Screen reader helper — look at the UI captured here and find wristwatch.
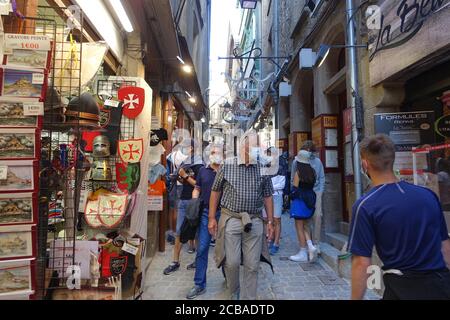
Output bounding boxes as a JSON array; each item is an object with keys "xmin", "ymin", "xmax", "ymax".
[{"xmin": 267, "ymin": 220, "xmax": 274, "ymax": 225}]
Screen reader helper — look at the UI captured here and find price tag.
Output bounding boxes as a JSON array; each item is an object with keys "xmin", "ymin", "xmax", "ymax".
[
  {"xmin": 127, "ymin": 238, "xmax": 141, "ymax": 246},
  {"xmin": 122, "ymin": 242, "xmax": 139, "ymax": 256},
  {"xmin": 5, "ymin": 33, "xmax": 51, "ymax": 51},
  {"xmin": 32, "ymin": 73, "xmax": 45, "ymax": 84},
  {"xmin": 104, "ymin": 99, "xmax": 120, "ymax": 108},
  {"xmin": 24, "ymin": 102, "xmax": 44, "ymax": 116},
  {"xmin": 0, "ymin": 165, "xmax": 8, "ymax": 180}
]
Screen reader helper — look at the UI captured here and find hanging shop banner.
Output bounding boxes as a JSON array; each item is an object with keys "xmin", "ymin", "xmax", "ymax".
[
  {"xmin": 343, "ymin": 108, "xmax": 353, "ymax": 144},
  {"xmin": 118, "ymin": 139, "xmax": 144, "ymax": 164},
  {"xmin": 368, "ymin": 0, "xmax": 450, "ymax": 86},
  {"xmin": 118, "ymin": 86, "xmax": 145, "ymax": 119},
  {"xmin": 374, "ymin": 111, "xmax": 435, "ymax": 151},
  {"xmin": 435, "ymin": 115, "xmax": 450, "ymax": 138}
]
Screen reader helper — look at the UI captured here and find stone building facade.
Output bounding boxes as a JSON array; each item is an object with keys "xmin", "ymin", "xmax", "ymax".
[{"xmin": 255, "ymin": 0, "xmax": 450, "ymax": 279}]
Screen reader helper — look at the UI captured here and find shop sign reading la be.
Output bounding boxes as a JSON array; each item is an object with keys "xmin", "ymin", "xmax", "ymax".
[
  {"xmin": 118, "ymin": 139, "xmax": 144, "ymax": 163},
  {"xmin": 118, "ymin": 86, "xmax": 145, "ymax": 119}
]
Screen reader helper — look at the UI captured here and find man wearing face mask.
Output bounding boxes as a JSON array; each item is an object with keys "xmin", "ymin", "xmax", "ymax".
[
  {"xmin": 349, "ymin": 134, "xmax": 450, "ymax": 300},
  {"xmin": 209, "ymin": 132, "xmax": 274, "ymax": 300},
  {"xmin": 186, "ymin": 145, "xmax": 224, "ymax": 299}
]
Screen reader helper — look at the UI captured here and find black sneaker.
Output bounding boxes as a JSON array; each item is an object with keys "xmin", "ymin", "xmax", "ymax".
[
  {"xmin": 188, "ymin": 248, "xmax": 196, "ymax": 254},
  {"xmin": 167, "ymin": 234, "xmax": 175, "ymax": 245},
  {"xmin": 187, "ymin": 262, "xmax": 196, "ymax": 270},
  {"xmin": 163, "ymin": 262, "xmax": 180, "ymax": 275},
  {"xmin": 210, "ymin": 240, "xmax": 216, "ymax": 247},
  {"xmin": 186, "ymin": 285, "xmax": 206, "ymax": 300}
]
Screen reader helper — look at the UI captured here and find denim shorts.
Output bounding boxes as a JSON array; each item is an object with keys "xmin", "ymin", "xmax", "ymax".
[
  {"xmin": 175, "ymin": 199, "xmax": 189, "ymax": 236},
  {"xmin": 169, "ymin": 185, "xmax": 183, "ymax": 209}
]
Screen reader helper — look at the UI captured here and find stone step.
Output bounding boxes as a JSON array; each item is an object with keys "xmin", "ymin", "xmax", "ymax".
[
  {"xmin": 319, "ymin": 242, "xmax": 352, "ymax": 280},
  {"xmin": 326, "ymin": 232, "xmax": 348, "ymax": 251},
  {"xmin": 340, "ymin": 222, "xmax": 350, "ymax": 236}
]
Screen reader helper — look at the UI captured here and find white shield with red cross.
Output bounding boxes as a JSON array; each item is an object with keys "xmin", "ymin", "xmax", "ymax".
[
  {"xmin": 118, "ymin": 86, "xmax": 145, "ymax": 119},
  {"xmin": 118, "ymin": 139, "xmax": 144, "ymax": 164},
  {"xmin": 98, "ymin": 193, "xmax": 128, "ymax": 228}
]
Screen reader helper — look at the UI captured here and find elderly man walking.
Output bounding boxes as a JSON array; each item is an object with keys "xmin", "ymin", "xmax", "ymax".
[{"xmin": 208, "ymin": 133, "xmax": 274, "ymax": 300}]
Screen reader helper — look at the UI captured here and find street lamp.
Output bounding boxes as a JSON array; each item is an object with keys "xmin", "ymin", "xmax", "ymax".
[
  {"xmin": 185, "ymin": 91, "xmax": 197, "ymax": 104},
  {"xmin": 240, "ymin": 0, "xmax": 258, "ymax": 9},
  {"xmin": 177, "ymin": 55, "xmax": 193, "ymax": 74}
]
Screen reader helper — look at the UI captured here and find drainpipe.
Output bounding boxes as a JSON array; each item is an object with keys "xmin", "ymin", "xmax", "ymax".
[
  {"xmin": 273, "ymin": 0, "xmax": 279, "ymax": 142},
  {"xmin": 346, "ymin": 0, "xmax": 363, "ymax": 199}
]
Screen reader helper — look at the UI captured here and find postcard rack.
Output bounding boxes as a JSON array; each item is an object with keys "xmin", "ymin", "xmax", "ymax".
[{"xmin": 1, "ymin": 5, "xmax": 86, "ymax": 299}]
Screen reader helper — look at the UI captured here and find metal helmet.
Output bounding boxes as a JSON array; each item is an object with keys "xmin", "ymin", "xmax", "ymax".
[
  {"xmin": 65, "ymin": 93, "xmax": 100, "ymax": 128},
  {"xmin": 90, "ymin": 160, "xmax": 112, "ymax": 181},
  {"xmin": 92, "ymin": 135, "xmax": 110, "ymax": 157}
]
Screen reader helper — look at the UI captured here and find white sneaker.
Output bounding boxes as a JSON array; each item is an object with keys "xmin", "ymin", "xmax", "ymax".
[
  {"xmin": 289, "ymin": 250, "xmax": 308, "ymax": 262},
  {"xmin": 308, "ymin": 246, "xmax": 318, "ymax": 263}
]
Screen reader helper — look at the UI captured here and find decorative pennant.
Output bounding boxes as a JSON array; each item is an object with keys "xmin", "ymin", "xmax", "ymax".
[
  {"xmin": 118, "ymin": 86, "xmax": 145, "ymax": 119},
  {"xmin": 98, "ymin": 193, "xmax": 128, "ymax": 228},
  {"xmin": 116, "ymin": 162, "xmax": 141, "ymax": 194},
  {"xmin": 118, "ymin": 139, "xmax": 144, "ymax": 164}
]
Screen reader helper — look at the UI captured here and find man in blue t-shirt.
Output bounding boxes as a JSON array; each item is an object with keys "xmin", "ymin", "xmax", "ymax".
[{"xmin": 349, "ymin": 134, "xmax": 450, "ymax": 300}]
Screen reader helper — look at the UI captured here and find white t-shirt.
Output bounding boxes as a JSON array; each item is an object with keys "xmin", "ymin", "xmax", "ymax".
[{"xmin": 148, "ymin": 144, "xmax": 166, "ymax": 166}]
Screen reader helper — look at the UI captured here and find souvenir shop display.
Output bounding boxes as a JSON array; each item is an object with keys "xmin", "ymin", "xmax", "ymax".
[
  {"xmin": 0, "ymin": 258, "xmax": 34, "ymax": 297},
  {"xmin": 0, "ymin": 98, "xmax": 41, "ymax": 127},
  {"xmin": 0, "ymin": 128, "xmax": 38, "ymax": 159},
  {"xmin": 0, "ymin": 25, "xmax": 52, "ymax": 302},
  {"xmin": 0, "ymin": 193, "xmax": 37, "ymax": 225},
  {"xmin": 64, "ymin": 92, "xmax": 101, "ymax": 128}
]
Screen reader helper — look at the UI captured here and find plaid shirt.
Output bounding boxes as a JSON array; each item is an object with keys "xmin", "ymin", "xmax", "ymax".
[{"xmin": 212, "ymin": 158, "xmax": 274, "ymax": 215}]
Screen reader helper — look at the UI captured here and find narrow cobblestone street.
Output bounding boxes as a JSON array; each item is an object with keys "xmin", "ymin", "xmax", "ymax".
[{"xmin": 143, "ymin": 213, "xmax": 381, "ymax": 300}]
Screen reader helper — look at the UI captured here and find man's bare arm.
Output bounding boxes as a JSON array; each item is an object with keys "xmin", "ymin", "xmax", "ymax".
[
  {"xmin": 351, "ymin": 255, "xmax": 371, "ymax": 300},
  {"xmin": 442, "ymin": 239, "xmax": 450, "ymax": 270}
]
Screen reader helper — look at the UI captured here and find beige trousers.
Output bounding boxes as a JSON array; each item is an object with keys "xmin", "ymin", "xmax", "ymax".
[
  {"xmin": 224, "ymin": 216, "xmax": 263, "ymax": 300},
  {"xmin": 307, "ymin": 191, "xmax": 323, "ymax": 244}
]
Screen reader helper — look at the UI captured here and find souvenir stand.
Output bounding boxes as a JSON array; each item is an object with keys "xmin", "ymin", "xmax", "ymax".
[
  {"xmin": 0, "ymin": 9, "xmax": 55, "ymax": 300},
  {"xmin": 0, "ymin": 4, "xmax": 153, "ymax": 300}
]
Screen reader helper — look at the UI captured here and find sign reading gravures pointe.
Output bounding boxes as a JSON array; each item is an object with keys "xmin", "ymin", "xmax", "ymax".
[
  {"xmin": 4, "ymin": 33, "xmax": 51, "ymax": 51},
  {"xmin": 368, "ymin": 0, "xmax": 450, "ymax": 86}
]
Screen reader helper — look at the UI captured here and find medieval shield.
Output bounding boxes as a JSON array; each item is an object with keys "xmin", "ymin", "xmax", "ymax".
[
  {"xmin": 116, "ymin": 162, "xmax": 141, "ymax": 194},
  {"xmin": 98, "ymin": 193, "xmax": 128, "ymax": 228},
  {"xmin": 110, "ymin": 256, "xmax": 128, "ymax": 276},
  {"xmin": 118, "ymin": 87, "xmax": 145, "ymax": 119},
  {"xmin": 118, "ymin": 139, "xmax": 144, "ymax": 164},
  {"xmin": 84, "ymin": 199, "xmax": 103, "ymax": 228}
]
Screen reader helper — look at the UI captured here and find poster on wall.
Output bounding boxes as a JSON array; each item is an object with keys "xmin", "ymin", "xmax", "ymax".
[{"xmin": 374, "ymin": 111, "xmax": 435, "ymax": 151}]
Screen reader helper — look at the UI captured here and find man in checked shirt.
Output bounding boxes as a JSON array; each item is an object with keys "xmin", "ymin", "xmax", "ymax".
[{"xmin": 208, "ymin": 132, "xmax": 275, "ymax": 300}]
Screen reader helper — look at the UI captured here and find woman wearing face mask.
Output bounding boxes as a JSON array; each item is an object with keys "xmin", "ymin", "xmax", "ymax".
[
  {"xmin": 290, "ymin": 149, "xmax": 317, "ymax": 263},
  {"xmin": 186, "ymin": 145, "xmax": 224, "ymax": 299}
]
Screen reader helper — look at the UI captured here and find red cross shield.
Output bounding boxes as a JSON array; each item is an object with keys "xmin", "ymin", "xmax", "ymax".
[
  {"xmin": 118, "ymin": 139, "xmax": 144, "ymax": 163},
  {"xmin": 84, "ymin": 199, "xmax": 103, "ymax": 228},
  {"xmin": 118, "ymin": 86, "xmax": 145, "ymax": 119},
  {"xmin": 98, "ymin": 193, "xmax": 128, "ymax": 228}
]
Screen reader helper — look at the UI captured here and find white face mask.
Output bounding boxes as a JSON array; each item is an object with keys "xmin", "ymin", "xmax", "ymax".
[
  {"xmin": 209, "ymin": 154, "xmax": 223, "ymax": 165},
  {"xmin": 249, "ymin": 147, "xmax": 260, "ymax": 162}
]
